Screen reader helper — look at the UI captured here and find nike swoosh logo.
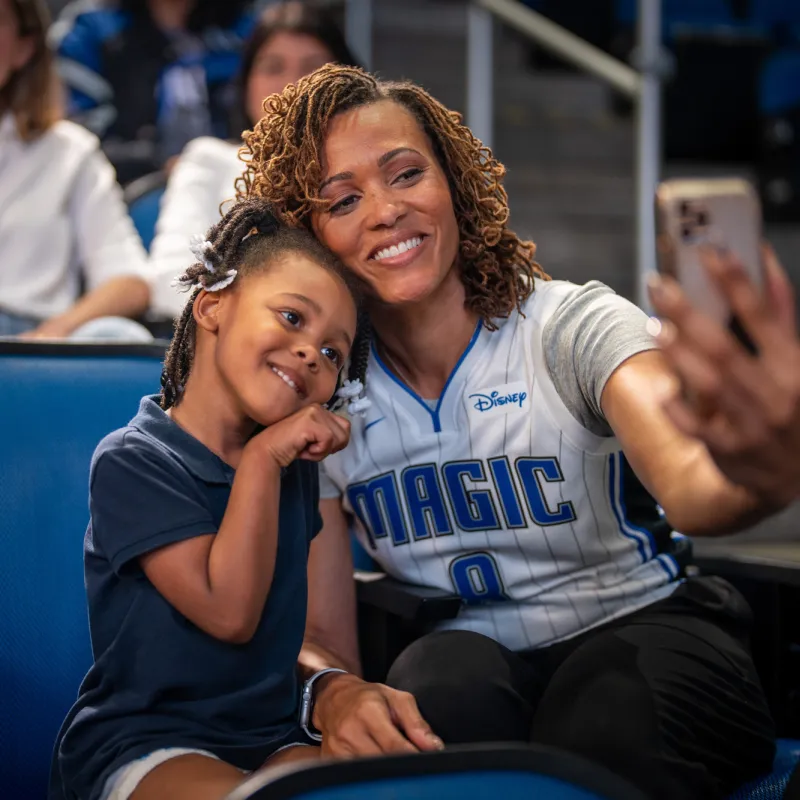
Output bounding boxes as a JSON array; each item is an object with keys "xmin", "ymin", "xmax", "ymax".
[{"xmin": 364, "ymin": 417, "xmax": 385, "ymax": 432}]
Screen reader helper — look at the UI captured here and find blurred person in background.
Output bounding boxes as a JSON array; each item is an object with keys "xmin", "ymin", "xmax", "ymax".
[
  {"xmin": 50, "ymin": 0, "xmax": 256, "ymax": 185},
  {"xmin": 0, "ymin": 0, "xmax": 150, "ymax": 340},
  {"xmin": 147, "ymin": 0, "xmax": 359, "ymax": 321}
]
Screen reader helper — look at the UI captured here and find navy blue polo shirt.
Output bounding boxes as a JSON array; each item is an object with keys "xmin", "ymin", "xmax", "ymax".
[{"xmin": 49, "ymin": 396, "xmax": 320, "ymax": 800}]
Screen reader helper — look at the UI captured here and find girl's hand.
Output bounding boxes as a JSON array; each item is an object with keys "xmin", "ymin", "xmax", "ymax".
[
  {"xmin": 252, "ymin": 405, "xmax": 351, "ymax": 468},
  {"xmin": 648, "ymin": 245, "xmax": 800, "ymax": 507}
]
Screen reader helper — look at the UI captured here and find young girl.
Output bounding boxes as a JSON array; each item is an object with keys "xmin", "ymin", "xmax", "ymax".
[{"xmin": 49, "ymin": 199, "xmax": 360, "ymax": 800}]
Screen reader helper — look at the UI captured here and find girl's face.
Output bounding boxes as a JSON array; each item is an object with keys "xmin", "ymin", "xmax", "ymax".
[
  {"xmin": 0, "ymin": 0, "xmax": 34, "ymax": 95},
  {"xmin": 311, "ymin": 101, "xmax": 461, "ymax": 310},
  {"xmin": 246, "ymin": 31, "xmax": 335, "ymax": 125},
  {"xmin": 198, "ymin": 253, "xmax": 356, "ymax": 427}
]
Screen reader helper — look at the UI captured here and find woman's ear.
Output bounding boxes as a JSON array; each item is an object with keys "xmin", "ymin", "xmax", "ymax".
[{"xmin": 193, "ymin": 290, "xmax": 222, "ymax": 333}]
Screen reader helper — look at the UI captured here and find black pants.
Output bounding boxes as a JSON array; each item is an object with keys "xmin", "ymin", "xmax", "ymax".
[{"xmin": 386, "ymin": 577, "xmax": 776, "ymax": 800}]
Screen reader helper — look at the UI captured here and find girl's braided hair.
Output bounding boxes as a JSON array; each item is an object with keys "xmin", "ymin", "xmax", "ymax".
[
  {"xmin": 160, "ymin": 197, "xmax": 356, "ymax": 410},
  {"xmin": 236, "ymin": 64, "xmax": 548, "ymax": 390}
]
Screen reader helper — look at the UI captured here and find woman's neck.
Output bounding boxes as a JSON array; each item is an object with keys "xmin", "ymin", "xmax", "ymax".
[
  {"xmin": 369, "ymin": 273, "xmax": 479, "ymax": 400},
  {"xmin": 168, "ymin": 366, "xmax": 256, "ymax": 469}
]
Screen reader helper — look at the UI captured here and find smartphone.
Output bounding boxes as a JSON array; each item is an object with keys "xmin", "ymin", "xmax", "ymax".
[{"xmin": 655, "ymin": 178, "xmax": 764, "ymax": 342}]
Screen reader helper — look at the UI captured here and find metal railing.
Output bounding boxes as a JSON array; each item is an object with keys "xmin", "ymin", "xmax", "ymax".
[{"xmin": 343, "ymin": 0, "xmax": 663, "ymax": 308}]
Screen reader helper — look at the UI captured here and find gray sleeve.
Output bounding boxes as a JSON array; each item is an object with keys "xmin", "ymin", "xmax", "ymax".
[{"xmin": 542, "ymin": 281, "xmax": 657, "ymax": 437}]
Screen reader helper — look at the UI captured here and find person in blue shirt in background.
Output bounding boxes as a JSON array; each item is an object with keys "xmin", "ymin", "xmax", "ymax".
[
  {"xmin": 49, "ymin": 198, "xmax": 360, "ymax": 800},
  {"xmin": 50, "ymin": 0, "xmax": 259, "ymax": 184}
]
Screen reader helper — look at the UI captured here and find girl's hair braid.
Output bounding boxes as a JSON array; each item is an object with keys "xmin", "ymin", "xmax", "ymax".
[
  {"xmin": 347, "ymin": 314, "xmax": 372, "ymax": 388},
  {"xmin": 236, "ymin": 64, "xmax": 549, "ymax": 331},
  {"xmin": 160, "ymin": 197, "xmax": 357, "ymax": 410}
]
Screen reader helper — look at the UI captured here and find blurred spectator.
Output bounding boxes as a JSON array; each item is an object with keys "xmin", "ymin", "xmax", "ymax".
[
  {"xmin": 147, "ymin": 0, "xmax": 358, "ymax": 320},
  {"xmin": 50, "ymin": 0, "xmax": 256, "ymax": 184},
  {"xmin": 0, "ymin": 0, "xmax": 150, "ymax": 339}
]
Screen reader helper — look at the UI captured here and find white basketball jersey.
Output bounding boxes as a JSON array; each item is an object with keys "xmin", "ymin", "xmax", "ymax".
[{"xmin": 323, "ymin": 280, "xmax": 680, "ymax": 651}]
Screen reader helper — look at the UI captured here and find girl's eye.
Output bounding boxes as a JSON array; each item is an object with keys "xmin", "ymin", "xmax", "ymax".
[
  {"xmin": 329, "ymin": 195, "xmax": 358, "ymax": 215},
  {"xmin": 281, "ymin": 310, "xmax": 301, "ymax": 326},
  {"xmin": 321, "ymin": 346, "xmax": 341, "ymax": 366}
]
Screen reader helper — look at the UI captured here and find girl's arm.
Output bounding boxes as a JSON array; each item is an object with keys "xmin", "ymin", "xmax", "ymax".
[
  {"xmin": 140, "ymin": 406, "xmax": 349, "ymax": 644},
  {"xmin": 602, "ymin": 349, "xmax": 780, "ymax": 536}
]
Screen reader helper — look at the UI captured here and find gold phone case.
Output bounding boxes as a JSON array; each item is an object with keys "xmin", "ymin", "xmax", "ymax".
[{"xmin": 655, "ymin": 178, "xmax": 763, "ymax": 326}]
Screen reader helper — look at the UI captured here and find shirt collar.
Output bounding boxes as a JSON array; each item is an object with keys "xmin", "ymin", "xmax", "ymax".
[{"xmin": 132, "ymin": 396, "xmax": 235, "ymax": 484}]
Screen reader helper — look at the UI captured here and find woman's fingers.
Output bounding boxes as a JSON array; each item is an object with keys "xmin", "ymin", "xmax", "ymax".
[
  {"xmin": 704, "ymin": 247, "xmax": 792, "ymax": 359},
  {"xmin": 762, "ymin": 243, "xmax": 796, "ymax": 333},
  {"xmin": 385, "ymin": 689, "xmax": 444, "ymax": 752},
  {"xmin": 650, "ymin": 283, "xmax": 779, "ymax": 428}
]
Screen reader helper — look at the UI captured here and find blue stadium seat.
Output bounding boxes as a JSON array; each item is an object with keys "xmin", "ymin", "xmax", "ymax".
[
  {"xmin": 225, "ymin": 743, "xmax": 648, "ymax": 800},
  {"xmin": 729, "ymin": 739, "xmax": 800, "ymax": 799},
  {"xmin": 0, "ymin": 341, "xmax": 166, "ymax": 800},
  {"xmin": 759, "ymin": 49, "xmax": 800, "ymax": 116},
  {"xmin": 750, "ymin": 0, "xmax": 800, "ymax": 40},
  {"xmin": 123, "ymin": 171, "xmax": 167, "ymax": 252}
]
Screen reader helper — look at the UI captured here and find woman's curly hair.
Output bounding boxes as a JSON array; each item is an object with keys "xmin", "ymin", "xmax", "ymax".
[{"xmin": 236, "ymin": 64, "xmax": 548, "ymax": 331}]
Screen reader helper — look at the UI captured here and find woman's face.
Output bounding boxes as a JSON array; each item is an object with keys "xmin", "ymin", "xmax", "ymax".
[
  {"xmin": 0, "ymin": 0, "xmax": 34, "ymax": 94},
  {"xmin": 246, "ymin": 31, "xmax": 334, "ymax": 125},
  {"xmin": 311, "ymin": 100, "xmax": 461, "ymax": 309}
]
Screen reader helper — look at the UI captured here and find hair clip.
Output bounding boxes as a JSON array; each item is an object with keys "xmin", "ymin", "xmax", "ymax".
[
  {"xmin": 335, "ymin": 378, "xmax": 371, "ymax": 416},
  {"xmin": 204, "ymin": 269, "xmax": 238, "ymax": 292},
  {"xmin": 189, "ymin": 234, "xmax": 214, "ymax": 273}
]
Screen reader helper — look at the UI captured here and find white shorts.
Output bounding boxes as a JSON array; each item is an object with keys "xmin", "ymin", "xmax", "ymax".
[{"xmin": 99, "ymin": 743, "xmax": 313, "ymax": 800}]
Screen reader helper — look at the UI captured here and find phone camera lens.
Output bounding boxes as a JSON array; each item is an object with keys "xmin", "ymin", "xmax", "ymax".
[
  {"xmin": 681, "ymin": 224, "xmax": 693, "ymax": 241},
  {"xmin": 696, "ymin": 211, "xmax": 708, "ymax": 226}
]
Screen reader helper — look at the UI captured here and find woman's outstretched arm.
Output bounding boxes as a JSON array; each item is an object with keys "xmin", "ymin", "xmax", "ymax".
[
  {"xmin": 648, "ymin": 246, "xmax": 800, "ymax": 509},
  {"xmin": 602, "ymin": 348, "xmax": 784, "ymax": 537}
]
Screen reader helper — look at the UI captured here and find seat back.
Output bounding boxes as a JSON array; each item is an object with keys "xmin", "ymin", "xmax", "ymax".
[
  {"xmin": 123, "ymin": 171, "xmax": 167, "ymax": 251},
  {"xmin": 0, "ymin": 341, "xmax": 166, "ymax": 799},
  {"xmin": 226, "ymin": 743, "xmax": 648, "ymax": 800},
  {"xmin": 729, "ymin": 739, "xmax": 800, "ymax": 799}
]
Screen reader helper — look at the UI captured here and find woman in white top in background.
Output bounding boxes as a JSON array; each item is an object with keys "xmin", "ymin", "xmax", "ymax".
[
  {"xmin": 147, "ymin": 0, "xmax": 359, "ymax": 320},
  {"xmin": 0, "ymin": 0, "xmax": 150, "ymax": 340}
]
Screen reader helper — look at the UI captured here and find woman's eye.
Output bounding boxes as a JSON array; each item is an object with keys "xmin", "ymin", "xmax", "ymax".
[
  {"xmin": 329, "ymin": 195, "xmax": 358, "ymax": 215},
  {"xmin": 281, "ymin": 310, "xmax": 301, "ymax": 326},
  {"xmin": 395, "ymin": 167, "xmax": 423, "ymax": 183},
  {"xmin": 321, "ymin": 346, "xmax": 341, "ymax": 366}
]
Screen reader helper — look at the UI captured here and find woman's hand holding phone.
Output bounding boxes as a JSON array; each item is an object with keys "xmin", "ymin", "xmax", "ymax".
[{"xmin": 649, "ymin": 245, "xmax": 800, "ymax": 508}]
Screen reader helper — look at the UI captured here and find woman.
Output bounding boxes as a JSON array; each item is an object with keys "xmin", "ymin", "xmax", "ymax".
[
  {"xmin": 147, "ymin": 1, "xmax": 359, "ymax": 320},
  {"xmin": 238, "ymin": 65, "xmax": 783, "ymax": 800},
  {"xmin": 0, "ymin": 0, "xmax": 150, "ymax": 339}
]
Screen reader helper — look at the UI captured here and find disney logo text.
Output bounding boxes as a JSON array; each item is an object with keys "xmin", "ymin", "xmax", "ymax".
[{"xmin": 469, "ymin": 390, "xmax": 528, "ymax": 413}]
